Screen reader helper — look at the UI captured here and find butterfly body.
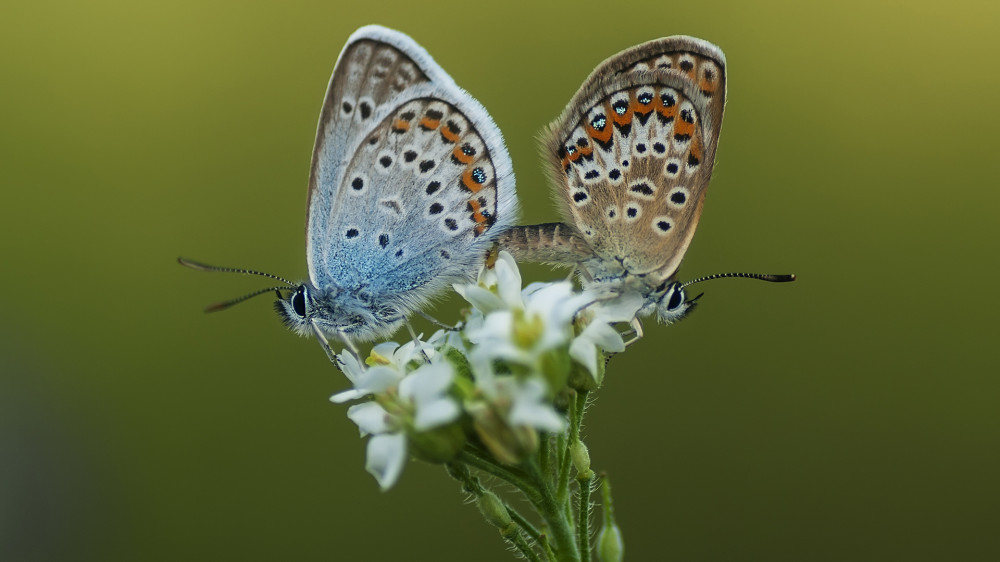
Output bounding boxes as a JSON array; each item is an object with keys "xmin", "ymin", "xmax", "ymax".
[
  {"xmin": 502, "ymin": 36, "xmax": 727, "ymax": 323},
  {"xmin": 273, "ymin": 26, "xmax": 518, "ymax": 344}
]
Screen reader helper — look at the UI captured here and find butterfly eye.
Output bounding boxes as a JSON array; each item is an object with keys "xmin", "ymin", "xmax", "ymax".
[
  {"xmin": 292, "ymin": 287, "xmax": 307, "ymax": 317},
  {"xmin": 666, "ymin": 284, "xmax": 685, "ymax": 311}
]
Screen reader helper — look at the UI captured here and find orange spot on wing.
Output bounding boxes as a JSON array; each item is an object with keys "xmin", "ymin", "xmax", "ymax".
[
  {"xmin": 419, "ymin": 117, "xmax": 440, "ymax": 130},
  {"xmin": 587, "ymin": 103, "xmax": 614, "ymax": 144},
  {"xmin": 610, "ymin": 95, "xmax": 634, "ymax": 128},
  {"xmin": 475, "ymin": 223, "xmax": 488, "ymax": 236},
  {"xmin": 699, "ymin": 76, "xmax": 717, "ymax": 95},
  {"xmin": 674, "ymin": 118, "xmax": 695, "ymax": 139},
  {"xmin": 654, "ymin": 95, "xmax": 677, "ymax": 121},
  {"xmin": 452, "ymin": 145, "xmax": 474, "ymax": 165},
  {"xmin": 689, "ymin": 136, "xmax": 703, "ymax": 161},
  {"xmin": 440, "ymin": 127, "xmax": 460, "ymax": 143},
  {"xmin": 470, "ymin": 201, "xmax": 487, "ymax": 224},
  {"xmin": 461, "ymin": 169, "xmax": 484, "ymax": 193},
  {"xmin": 391, "ymin": 119, "xmax": 410, "ymax": 132},
  {"xmin": 633, "ymin": 97, "xmax": 652, "ymax": 118},
  {"xmin": 568, "ymin": 145, "xmax": 592, "ymax": 163}
]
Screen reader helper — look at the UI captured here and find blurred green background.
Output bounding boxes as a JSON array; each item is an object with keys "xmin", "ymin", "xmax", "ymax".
[{"xmin": 2, "ymin": 0, "xmax": 998, "ymax": 560}]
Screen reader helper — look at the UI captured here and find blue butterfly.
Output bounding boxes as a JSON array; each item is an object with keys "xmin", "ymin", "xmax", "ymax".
[{"xmin": 182, "ymin": 25, "xmax": 518, "ymax": 357}]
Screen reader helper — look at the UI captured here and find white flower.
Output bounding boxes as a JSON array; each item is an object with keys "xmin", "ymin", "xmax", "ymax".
[
  {"xmin": 503, "ymin": 377, "xmax": 566, "ymax": 432},
  {"xmin": 569, "ymin": 292, "xmax": 644, "ymax": 377},
  {"xmin": 464, "ymin": 358, "xmax": 566, "ymax": 463},
  {"xmin": 465, "ymin": 281, "xmax": 591, "ymax": 368},
  {"xmin": 454, "ymin": 251, "xmax": 524, "ymax": 314},
  {"xmin": 470, "ymin": 358, "xmax": 565, "ymax": 431},
  {"xmin": 331, "ymin": 340, "xmax": 423, "ymax": 403},
  {"xmin": 400, "ymin": 362, "xmax": 460, "ymax": 431},
  {"xmin": 339, "ymin": 361, "xmax": 459, "ymax": 490}
]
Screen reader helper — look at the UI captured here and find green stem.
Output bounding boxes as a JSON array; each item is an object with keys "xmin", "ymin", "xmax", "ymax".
[
  {"xmin": 538, "ymin": 431, "xmax": 552, "ymax": 479},
  {"xmin": 505, "ymin": 527, "xmax": 545, "ymax": 562},
  {"xmin": 557, "ymin": 402, "xmax": 575, "ymax": 504},
  {"xmin": 445, "ymin": 462, "xmax": 544, "ymax": 562},
  {"xmin": 577, "ymin": 471, "xmax": 595, "ymax": 561},
  {"xmin": 526, "ymin": 460, "xmax": 580, "ymax": 562},
  {"xmin": 457, "ymin": 449, "xmax": 544, "ymax": 508},
  {"xmin": 507, "ymin": 503, "xmax": 543, "ymax": 544}
]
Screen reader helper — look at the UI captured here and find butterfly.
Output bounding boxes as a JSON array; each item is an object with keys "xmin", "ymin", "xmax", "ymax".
[
  {"xmin": 499, "ymin": 36, "xmax": 793, "ymax": 333},
  {"xmin": 181, "ymin": 25, "xmax": 518, "ymax": 357}
]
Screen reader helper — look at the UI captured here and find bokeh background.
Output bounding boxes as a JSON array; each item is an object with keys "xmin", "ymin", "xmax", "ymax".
[{"xmin": 3, "ymin": 0, "xmax": 998, "ymax": 560}]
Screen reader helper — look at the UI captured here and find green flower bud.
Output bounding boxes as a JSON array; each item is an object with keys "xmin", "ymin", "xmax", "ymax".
[
  {"xmin": 567, "ymin": 354, "xmax": 604, "ymax": 391},
  {"xmin": 598, "ymin": 476, "xmax": 624, "ymax": 562},
  {"xmin": 477, "ymin": 490, "xmax": 513, "ymax": 529},
  {"xmin": 570, "ymin": 440, "xmax": 592, "ymax": 477},
  {"xmin": 597, "ymin": 522, "xmax": 624, "ymax": 562}
]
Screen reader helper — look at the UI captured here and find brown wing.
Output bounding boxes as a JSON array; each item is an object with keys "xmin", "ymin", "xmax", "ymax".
[{"xmin": 541, "ymin": 37, "xmax": 727, "ymax": 280}]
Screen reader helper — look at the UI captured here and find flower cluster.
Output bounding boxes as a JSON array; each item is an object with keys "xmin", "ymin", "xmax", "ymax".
[{"xmin": 331, "ymin": 252, "xmax": 641, "ymax": 489}]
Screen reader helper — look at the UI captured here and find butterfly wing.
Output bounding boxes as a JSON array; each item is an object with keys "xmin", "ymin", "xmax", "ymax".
[
  {"xmin": 541, "ymin": 36, "xmax": 726, "ymax": 282},
  {"xmin": 307, "ymin": 26, "xmax": 517, "ymax": 313}
]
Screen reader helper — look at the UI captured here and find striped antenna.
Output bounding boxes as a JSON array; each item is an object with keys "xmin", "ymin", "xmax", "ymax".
[
  {"xmin": 681, "ymin": 272, "xmax": 796, "ymax": 288},
  {"xmin": 178, "ymin": 257, "xmax": 296, "ymax": 287},
  {"xmin": 178, "ymin": 257, "xmax": 297, "ymax": 313}
]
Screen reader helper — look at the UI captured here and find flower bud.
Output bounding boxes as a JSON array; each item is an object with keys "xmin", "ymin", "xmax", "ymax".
[
  {"xmin": 468, "ymin": 403, "xmax": 539, "ymax": 465},
  {"xmin": 477, "ymin": 490, "xmax": 513, "ymax": 529},
  {"xmin": 597, "ymin": 521, "xmax": 624, "ymax": 562},
  {"xmin": 568, "ymin": 356, "xmax": 603, "ymax": 391},
  {"xmin": 597, "ymin": 476, "xmax": 624, "ymax": 562},
  {"xmin": 570, "ymin": 440, "xmax": 592, "ymax": 478}
]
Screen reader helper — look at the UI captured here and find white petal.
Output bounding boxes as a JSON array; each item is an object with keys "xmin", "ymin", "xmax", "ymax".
[
  {"xmin": 370, "ymin": 341, "xmax": 401, "ymax": 362},
  {"xmin": 413, "ymin": 398, "xmax": 461, "ymax": 430},
  {"xmin": 583, "ymin": 322, "xmax": 626, "ymax": 353},
  {"xmin": 593, "ymin": 292, "xmax": 644, "ymax": 322},
  {"xmin": 469, "ymin": 340, "xmax": 532, "ymax": 368},
  {"xmin": 347, "ymin": 402, "xmax": 392, "ymax": 435},
  {"xmin": 457, "ymin": 284, "xmax": 506, "ymax": 313},
  {"xmin": 330, "ymin": 388, "xmax": 368, "ymax": 404},
  {"xmin": 569, "ymin": 337, "xmax": 599, "ymax": 376},
  {"xmin": 335, "ymin": 352, "xmax": 366, "ymax": 384},
  {"xmin": 509, "ymin": 380, "xmax": 566, "ymax": 432},
  {"xmin": 393, "ymin": 340, "xmax": 420, "ymax": 366},
  {"xmin": 494, "ymin": 252, "xmax": 523, "ymax": 308},
  {"xmin": 353, "ymin": 365, "xmax": 404, "ymax": 394},
  {"xmin": 365, "ymin": 433, "xmax": 407, "ymax": 490},
  {"xmin": 399, "ymin": 363, "xmax": 453, "ymax": 402},
  {"xmin": 465, "ymin": 310, "xmax": 513, "ymax": 344}
]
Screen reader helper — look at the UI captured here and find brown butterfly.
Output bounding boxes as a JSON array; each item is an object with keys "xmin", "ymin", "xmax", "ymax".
[{"xmin": 500, "ymin": 36, "xmax": 793, "ymax": 336}]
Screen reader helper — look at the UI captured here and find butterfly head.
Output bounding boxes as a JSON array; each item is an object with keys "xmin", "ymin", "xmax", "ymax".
[
  {"xmin": 274, "ymin": 283, "xmax": 405, "ymax": 343},
  {"xmin": 649, "ymin": 272, "xmax": 797, "ymax": 324},
  {"xmin": 649, "ymin": 279, "xmax": 700, "ymax": 324},
  {"xmin": 274, "ymin": 284, "xmax": 319, "ymax": 337}
]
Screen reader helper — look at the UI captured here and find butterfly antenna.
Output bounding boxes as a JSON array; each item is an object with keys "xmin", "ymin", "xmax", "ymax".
[
  {"xmin": 178, "ymin": 257, "xmax": 296, "ymax": 287},
  {"xmin": 681, "ymin": 272, "xmax": 796, "ymax": 288},
  {"xmin": 204, "ymin": 286, "xmax": 289, "ymax": 313}
]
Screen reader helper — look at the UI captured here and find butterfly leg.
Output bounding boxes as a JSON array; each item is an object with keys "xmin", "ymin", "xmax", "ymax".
[
  {"xmin": 622, "ymin": 317, "xmax": 644, "ymax": 347},
  {"xmin": 404, "ymin": 319, "xmax": 433, "ymax": 363},
  {"xmin": 311, "ymin": 322, "xmax": 360, "ymax": 365},
  {"xmin": 416, "ymin": 309, "xmax": 460, "ymax": 331}
]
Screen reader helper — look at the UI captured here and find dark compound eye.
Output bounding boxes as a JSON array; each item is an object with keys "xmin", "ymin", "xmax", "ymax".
[
  {"xmin": 667, "ymin": 286, "xmax": 684, "ymax": 310},
  {"xmin": 292, "ymin": 288, "xmax": 306, "ymax": 317}
]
